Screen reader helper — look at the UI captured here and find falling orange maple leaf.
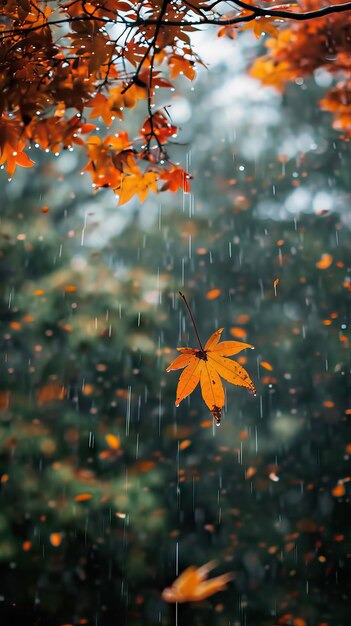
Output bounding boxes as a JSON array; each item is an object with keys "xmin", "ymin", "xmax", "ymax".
[
  {"xmin": 166, "ymin": 327, "xmax": 255, "ymax": 424},
  {"xmin": 162, "ymin": 561, "xmax": 234, "ymax": 603}
]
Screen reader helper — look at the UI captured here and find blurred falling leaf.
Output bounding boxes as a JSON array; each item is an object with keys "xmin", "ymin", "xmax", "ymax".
[
  {"xmin": 316, "ymin": 253, "xmax": 333, "ymax": 269},
  {"xmin": 206, "ymin": 288, "xmax": 221, "ymax": 300},
  {"xmin": 132, "ymin": 460, "xmax": 156, "ymax": 474},
  {"xmin": 50, "ymin": 532, "xmax": 63, "ymax": 547},
  {"xmin": 179, "ymin": 440, "xmax": 191, "ymax": 450},
  {"xmin": 260, "ymin": 361, "xmax": 273, "ymax": 371},
  {"xmin": 331, "ymin": 482, "xmax": 345, "ymax": 497},
  {"xmin": 37, "ymin": 383, "xmax": 65, "ymax": 406},
  {"xmin": 0, "ymin": 391, "xmax": 10, "ymax": 411},
  {"xmin": 105, "ymin": 434, "xmax": 120, "ymax": 449},
  {"xmin": 162, "ymin": 561, "xmax": 234, "ymax": 603},
  {"xmin": 74, "ymin": 493, "xmax": 93, "ymax": 502},
  {"xmin": 229, "ymin": 327, "xmax": 248, "ymax": 339}
]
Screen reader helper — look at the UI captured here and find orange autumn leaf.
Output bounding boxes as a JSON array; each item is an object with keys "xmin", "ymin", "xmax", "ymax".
[
  {"xmin": 160, "ymin": 165, "xmax": 191, "ymax": 192},
  {"xmin": 116, "ymin": 169, "xmax": 159, "ymax": 205},
  {"xmin": 206, "ymin": 288, "xmax": 221, "ymax": 300},
  {"xmin": 74, "ymin": 493, "xmax": 93, "ymax": 502},
  {"xmin": 246, "ymin": 466, "xmax": 257, "ymax": 480},
  {"xmin": 50, "ymin": 532, "xmax": 63, "ymax": 547},
  {"xmin": 241, "ymin": 15, "xmax": 280, "ymax": 39},
  {"xmin": 37, "ymin": 383, "xmax": 65, "ymax": 406},
  {"xmin": 132, "ymin": 460, "xmax": 156, "ymax": 474},
  {"xmin": 331, "ymin": 482, "xmax": 345, "ymax": 497},
  {"xmin": 316, "ymin": 253, "xmax": 333, "ymax": 270},
  {"xmin": 166, "ymin": 328, "xmax": 255, "ymax": 424},
  {"xmin": 0, "ymin": 145, "xmax": 35, "ymax": 177},
  {"xmin": 140, "ymin": 110, "xmax": 177, "ymax": 145},
  {"xmin": 260, "ymin": 361, "xmax": 273, "ymax": 371},
  {"xmin": 230, "ymin": 326, "xmax": 248, "ymax": 339},
  {"xmin": 168, "ymin": 55, "xmax": 196, "ymax": 81},
  {"xmin": 179, "ymin": 439, "xmax": 191, "ymax": 450},
  {"xmin": 105, "ymin": 433, "xmax": 120, "ymax": 450},
  {"xmin": 0, "ymin": 391, "xmax": 10, "ymax": 411},
  {"xmin": 162, "ymin": 561, "xmax": 234, "ymax": 603}
]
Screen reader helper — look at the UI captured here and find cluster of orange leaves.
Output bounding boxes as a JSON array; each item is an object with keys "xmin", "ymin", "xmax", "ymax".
[
  {"xmin": 247, "ymin": 0, "xmax": 351, "ymax": 135},
  {"xmin": 0, "ymin": 0, "xmax": 195, "ymax": 202},
  {"xmin": 1, "ymin": 0, "xmax": 351, "ymax": 201}
]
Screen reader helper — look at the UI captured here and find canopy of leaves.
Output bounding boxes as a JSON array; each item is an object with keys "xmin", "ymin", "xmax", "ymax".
[{"xmin": 1, "ymin": 0, "xmax": 351, "ymax": 203}]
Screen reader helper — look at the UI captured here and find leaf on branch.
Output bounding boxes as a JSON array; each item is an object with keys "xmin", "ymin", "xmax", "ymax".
[
  {"xmin": 168, "ymin": 55, "xmax": 196, "ymax": 80},
  {"xmin": 242, "ymin": 16, "xmax": 280, "ymax": 38},
  {"xmin": 140, "ymin": 111, "xmax": 178, "ymax": 146},
  {"xmin": 116, "ymin": 169, "xmax": 159, "ymax": 205},
  {"xmin": 160, "ymin": 165, "xmax": 191, "ymax": 192},
  {"xmin": 0, "ymin": 118, "xmax": 35, "ymax": 176},
  {"xmin": 88, "ymin": 84, "xmax": 147, "ymax": 125}
]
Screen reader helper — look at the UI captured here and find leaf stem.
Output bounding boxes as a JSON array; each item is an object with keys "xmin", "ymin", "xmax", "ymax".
[{"xmin": 179, "ymin": 291, "xmax": 204, "ymax": 351}]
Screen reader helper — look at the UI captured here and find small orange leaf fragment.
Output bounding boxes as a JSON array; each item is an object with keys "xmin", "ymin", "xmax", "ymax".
[
  {"xmin": 74, "ymin": 493, "xmax": 93, "ymax": 502},
  {"xmin": 10, "ymin": 321, "xmax": 22, "ymax": 330},
  {"xmin": 0, "ymin": 391, "xmax": 10, "ymax": 411},
  {"xmin": 50, "ymin": 532, "xmax": 63, "ymax": 547},
  {"xmin": 200, "ymin": 420, "xmax": 213, "ymax": 428},
  {"xmin": 293, "ymin": 618, "xmax": 307, "ymax": 626},
  {"xmin": 22, "ymin": 315, "xmax": 34, "ymax": 323},
  {"xmin": 236, "ymin": 314, "xmax": 250, "ymax": 324},
  {"xmin": 82, "ymin": 384, "xmax": 94, "ymax": 395},
  {"xmin": 331, "ymin": 483, "xmax": 345, "ymax": 497},
  {"xmin": 246, "ymin": 467, "xmax": 257, "ymax": 479},
  {"xmin": 206, "ymin": 288, "xmax": 221, "ymax": 300},
  {"xmin": 105, "ymin": 434, "xmax": 120, "ymax": 449},
  {"xmin": 316, "ymin": 254, "xmax": 333, "ymax": 269},
  {"xmin": 297, "ymin": 518, "xmax": 317, "ymax": 533},
  {"xmin": 133, "ymin": 460, "xmax": 156, "ymax": 473},
  {"xmin": 323, "ymin": 400, "xmax": 335, "ymax": 408},
  {"xmin": 230, "ymin": 327, "xmax": 247, "ymax": 339},
  {"xmin": 260, "ymin": 361, "xmax": 273, "ymax": 371},
  {"xmin": 37, "ymin": 383, "xmax": 65, "ymax": 406},
  {"xmin": 179, "ymin": 439, "xmax": 191, "ymax": 450}
]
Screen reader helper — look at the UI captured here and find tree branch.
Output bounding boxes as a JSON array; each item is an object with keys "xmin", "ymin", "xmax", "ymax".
[{"xmin": 1, "ymin": 1, "xmax": 351, "ymax": 38}]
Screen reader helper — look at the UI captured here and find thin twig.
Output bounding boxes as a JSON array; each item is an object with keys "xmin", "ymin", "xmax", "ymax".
[{"xmin": 179, "ymin": 292, "xmax": 204, "ymax": 352}]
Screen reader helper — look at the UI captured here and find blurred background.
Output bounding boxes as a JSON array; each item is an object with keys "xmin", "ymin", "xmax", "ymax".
[{"xmin": 0, "ymin": 28, "xmax": 350, "ymax": 626}]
